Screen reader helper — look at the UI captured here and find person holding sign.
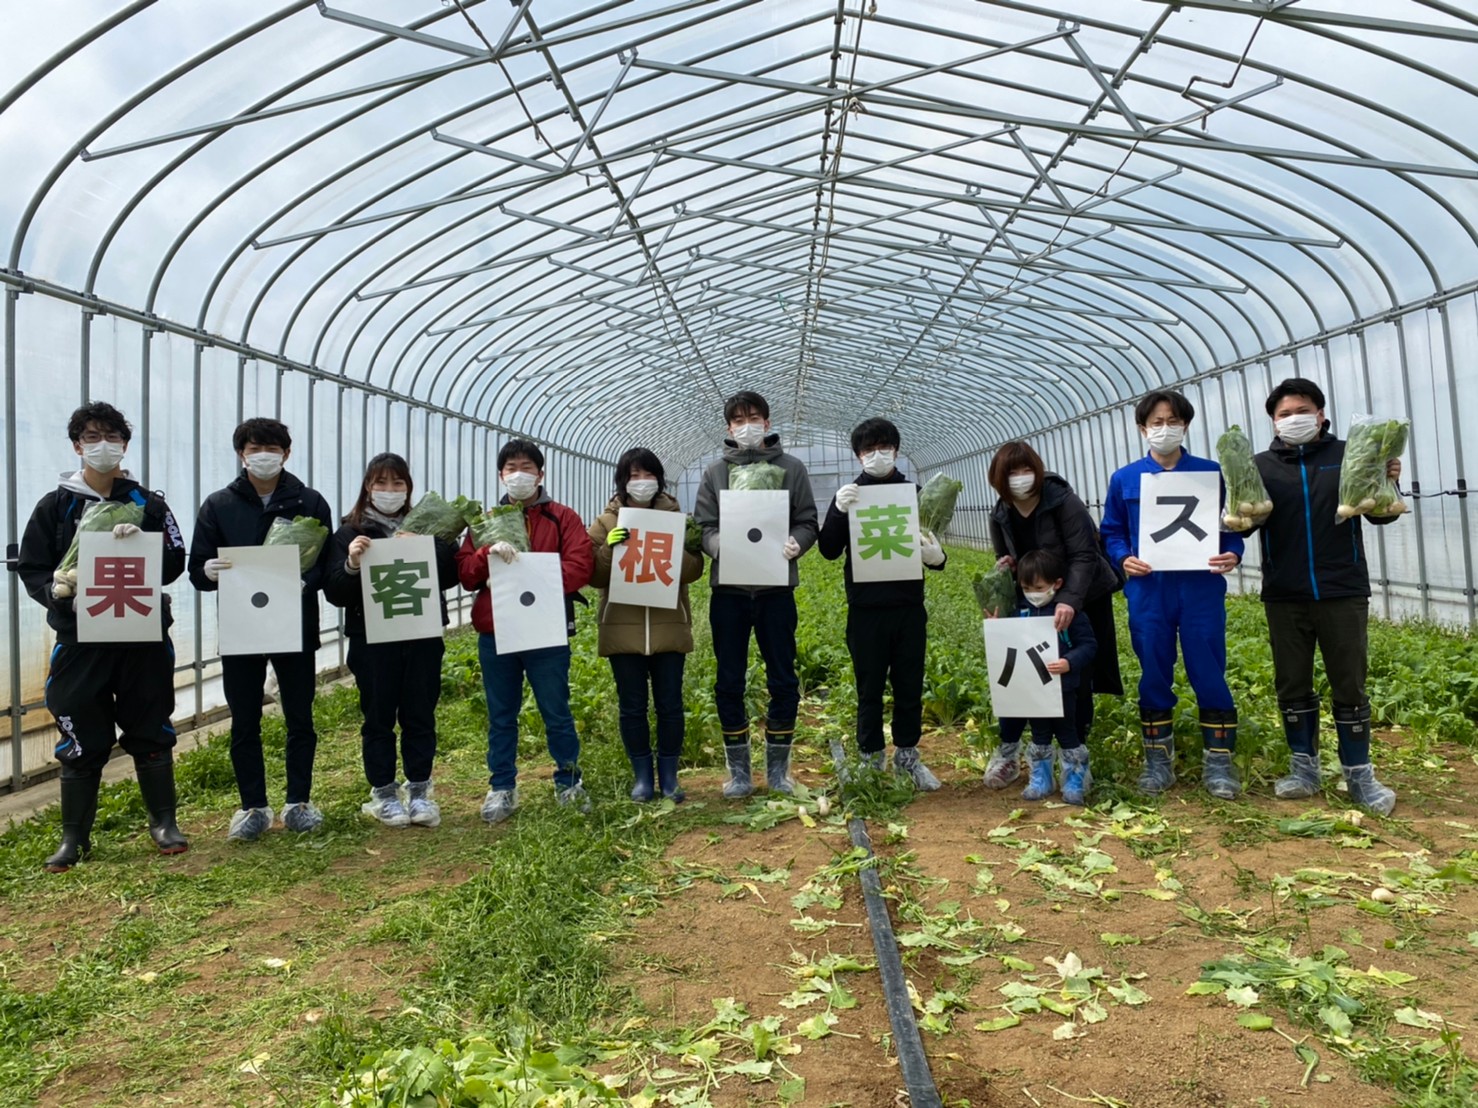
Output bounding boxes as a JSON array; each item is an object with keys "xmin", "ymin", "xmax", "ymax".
[
  {"xmin": 692, "ymin": 392, "xmax": 819, "ymax": 798},
  {"xmin": 324, "ymin": 454, "xmax": 459, "ymax": 829},
  {"xmin": 817, "ymin": 418, "xmax": 946, "ymax": 789},
  {"xmin": 457, "ymin": 439, "xmax": 595, "ymax": 823},
  {"xmin": 1101, "ymin": 390, "xmax": 1244, "ymax": 799},
  {"xmin": 988, "ymin": 550, "xmax": 1098, "ymax": 804},
  {"xmin": 1251, "ymin": 378, "xmax": 1402, "ymax": 814},
  {"xmin": 587, "ymin": 448, "xmax": 705, "ymax": 803},
  {"xmin": 188, "ymin": 418, "xmax": 334, "ymax": 841},
  {"xmin": 18, "ymin": 402, "xmax": 190, "ymax": 872}
]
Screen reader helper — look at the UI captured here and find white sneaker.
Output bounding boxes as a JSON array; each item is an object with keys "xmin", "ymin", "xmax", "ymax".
[
  {"xmin": 227, "ymin": 806, "xmax": 274, "ymax": 842},
  {"xmin": 481, "ymin": 787, "xmax": 518, "ymax": 824}
]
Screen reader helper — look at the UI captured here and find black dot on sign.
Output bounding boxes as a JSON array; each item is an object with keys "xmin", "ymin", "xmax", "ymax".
[
  {"xmin": 747, "ymin": 528, "xmax": 763, "ymax": 543},
  {"xmin": 519, "ymin": 591, "xmax": 536, "ymax": 607},
  {"xmin": 250, "ymin": 592, "xmax": 270, "ymax": 609}
]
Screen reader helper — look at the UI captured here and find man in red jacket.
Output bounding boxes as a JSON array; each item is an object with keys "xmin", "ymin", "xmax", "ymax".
[{"xmin": 457, "ymin": 439, "xmax": 594, "ymax": 822}]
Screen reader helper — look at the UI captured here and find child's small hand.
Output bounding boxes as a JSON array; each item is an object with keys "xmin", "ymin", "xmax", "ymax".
[{"xmin": 1045, "ymin": 659, "xmax": 1070, "ymax": 675}]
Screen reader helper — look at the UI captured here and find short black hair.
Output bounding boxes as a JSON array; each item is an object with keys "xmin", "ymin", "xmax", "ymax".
[
  {"xmin": 1265, "ymin": 377, "xmax": 1326, "ymax": 416},
  {"xmin": 67, "ymin": 401, "xmax": 131, "ymax": 444},
  {"xmin": 1017, "ymin": 548, "xmax": 1066, "ymax": 587},
  {"xmin": 232, "ymin": 417, "xmax": 292, "ymax": 454},
  {"xmin": 497, "ymin": 438, "xmax": 545, "ymax": 472},
  {"xmin": 1134, "ymin": 390, "xmax": 1195, "ymax": 427},
  {"xmin": 723, "ymin": 391, "xmax": 769, "ymax": 423},
  {"xmin": 850, "ymin": 417, "xmax": 901, "ymax": 455},
  {"xmin": 615, "ymin": 447, "xmax": 665, "ymax": 504}
]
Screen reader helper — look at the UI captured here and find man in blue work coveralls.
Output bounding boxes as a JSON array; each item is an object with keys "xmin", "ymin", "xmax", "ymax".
[{"xmin": 1101, "ymin": 389, "xmax": 1245, "ymax": 798}]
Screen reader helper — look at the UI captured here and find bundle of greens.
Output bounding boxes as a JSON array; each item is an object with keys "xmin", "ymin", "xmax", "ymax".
[
  {"xmin": 400, "ymin": 492, "xmax": 472, "ymax": 543},
  {"xmin": 452, "ymin": 494, "xmax": 484, "ymax": 527},
  {"xmin": 1216, "ymin": 425, "xmax": 1274, "ymax": 531},
  {"xmin": 919, "ymin": 473, "xmax": 964, "ymax": 535},
  {"xmin": 58, "ymin": 501, "xmax": 147, "ymax": 573},
  {"xmin": 684, "ymin": 514, "xmax": 704, "ymax": 555},
  {"xmin": 728, "ymin": 462, "xmax": 786, "ymax": 491},
  {"xmin": 1337, "ymin": 416, "xmax": 1409, "ymax": 520},
  {"xmin": 264, "ymin": 515, "xmax": 331, "ymax": 573},
  {"xmin": 972, "ymin": 557, "xmax": 1018, "ymax": 617},
  {"xmin": 470, "ymin": 504, "xmax": 530, "ymax": 552}
]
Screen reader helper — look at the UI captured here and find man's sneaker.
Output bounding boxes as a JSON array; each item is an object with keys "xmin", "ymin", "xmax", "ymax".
[
  {"xmin": 556, "ymin": 782, "xmax": 593, "ymax": 813},
  {"xmin": 405, "ymin": 780, "xmax": 441, "ymax": 828},
  {"xmin": 480, "ymin": 788, "xmax": 518, "ymax": 824},
  {"xmin": 227, "ymin": 806, "xmax": 274, "ymax": 842},
  {"xmin": 893, "ymin": 746, "xmax": 942, "ymax": 792},
  {"xmin": 280, "ymin": 802, "xmax": 324, "ymax": 833},
  {"xmin": 983, "ymin": 742, "xmax": 1021, "ymax": 789},
  {"xmin": 361, "ymin": 783, "xmax": 410, "ymax": 828}
]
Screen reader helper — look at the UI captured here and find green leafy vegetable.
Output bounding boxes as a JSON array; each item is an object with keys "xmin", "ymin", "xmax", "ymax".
[
  {"xmin": 264, "ymin": 515, "xmax": 330, "ymax": 573},
  {"xmin": 470, "ymin": 504, "xmax": 530, "ymax": 551},
  {"xmin": 400, "ymin": 492, "xmax": 472, "ymax": 543},
  {"xmin": 1216, "ymin": 425, "xmax": 1273, "ymax": 531},
  {"xmin": 918, "ymin": 472, "xmax": 964, "ymax": 534},
  {"xmin": 728, "ymin": 462, "xmax": 786, "ymax": 490},
  {"xmin": 972, "ymin": 555, "xmax": 1017, "ymax": 617},
  {"xmin": 1337, "ymin": 415, "xmax": 1409, "ymax": 521},
  {"xmin": 58, "ymin": 501, "xmax": 146, "ymax": 573}
]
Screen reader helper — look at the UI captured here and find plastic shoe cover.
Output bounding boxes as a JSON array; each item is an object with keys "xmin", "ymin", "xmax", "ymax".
[
  {"xmin": 861, "ymin": 749, "xmax": 886, "ymax": 772},
  {"xmin": 228, "ymin": 806, "xmax": 275, "ymax": 842},
  {"xmin": 1021, "ymin": 746, "xmax": 1057, "ymax": 801},
  {"xmin": 1274, "ymin": 752, "xmax": 1322, "ymax": 800},
  {"xmin": 722, "ymin": 742, "xmax": 754, "ymax": 800},
  {"xmin": 1059, "ymin": 746, "xmax": 1093, "ymax": 806},
  {"xmin": 894, "ymin": 746, "xmax": 941, "ymax": 792},
  {"xmin": 362, "ymin": 784, "xmax": 410, "ymax": 828},
  {"xmin": 1136, "ymin": 742, "xmax": 1175, "ymax": 794},
  {"xmin": 280, "ymin": 802, "xmax": 324, "ymax": 833},
  {"xmin": 405, "ymin": 781, "xmax": 441, "ymax": 828},
  {"xmin": 1201, "ymin": 751, "xmax": 1241, "ymax": 800},
  {"xmin": 983, "ymin": 743, "xmax": 1021, "ymax": 789},
  {"xmin": 480, "ymin": 787, "xmax": 518, "ymax": 824},
  {"xmin": 765, "ymin": 741, "xmax": 796, "ymax": 796},
  {"xmin": 1342, "ymin": 764, "xmax": 1396, "ymax": 816},
  {"xmin": 556, "ymin": 782, "xmax": 593, "ymax": 813}
]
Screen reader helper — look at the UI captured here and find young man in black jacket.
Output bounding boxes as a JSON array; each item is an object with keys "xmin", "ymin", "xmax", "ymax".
[
  {"xmin": 1253, "ymin": 378, "xmax": 1403, "ymax": 814},
  {"xmin": 18, "ymin": 402, "xmax": 189, "ymax": 872},
  {"xmin": 189, "ymin": 418, "xmax": 334, "ymax": 840},
  {"xmin": 817, "ymin": 418, "xmax": 946, "ymax": 789}
]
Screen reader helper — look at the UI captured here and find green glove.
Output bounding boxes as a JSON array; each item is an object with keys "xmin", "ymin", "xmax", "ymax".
[{"xmin": 606, "ymin": 527, "xmax": 630, "ymax": 547}]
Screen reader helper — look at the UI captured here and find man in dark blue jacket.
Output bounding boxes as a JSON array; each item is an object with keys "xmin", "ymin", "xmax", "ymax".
[
  {"xmin": 189, "ymin": 418, "xmax": 334, "ymax": 840},
  {"xmin": 1252, "ymin": 378, "xmax": 1402, "ymax": 814}
]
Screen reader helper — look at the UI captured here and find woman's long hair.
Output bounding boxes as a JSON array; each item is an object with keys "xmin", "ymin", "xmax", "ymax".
[{"xmin": 345, "ymin": 452, "xmax": 414, "ymax": 527}]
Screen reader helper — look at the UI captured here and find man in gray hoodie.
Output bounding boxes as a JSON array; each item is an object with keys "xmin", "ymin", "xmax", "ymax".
[{"xmin": 693, "ymin": 391, "xmax": 818, "ymax": 797}]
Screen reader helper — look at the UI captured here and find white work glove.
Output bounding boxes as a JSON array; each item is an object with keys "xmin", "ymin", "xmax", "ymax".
[
  {"xmin": 919, "ymin": 529, "xmax": 945, "ymax": 567},
  {"xmin": 203, "ymin": 557, "xmax": 232, "ymax": 583},
  {"xmin": 345, "ymin": 535, "xmax": 372, "ymax": 573},
  {"xmin": 834, "ymin": 483, "xmax": 860, "ymax": 513},
  {"xmin": 52, "ymin": 568, "xmax": 77, "ymax": 599},
  {"xmin": 782, "ymin": 536, "xmax": 802, "ymax": 561},
  {"xmin": 113, "ymin": 523, "xmax": 141, "ymax": 539},
  {"xmin": 490, "ymin": 541, "xmax": 519, "ymax": 564}
]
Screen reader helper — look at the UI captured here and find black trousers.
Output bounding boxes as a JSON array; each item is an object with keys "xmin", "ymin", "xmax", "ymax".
[
  {"xmin": 1265, "ymin": 597, "xmax": 1370, "ymax": 708},
  {"xmin": 45, "ymin": 641, "xmax": 177, "ymax": 773},
  {"xmin": 221, "ymin": 651, "xmax": 319, "ymax": 809},
  {"xmin": 710, "ymin": 589, "xmax": 799, "ymax": 734},
  {"xmin": 346, "ymin": 635, "xmax": 444, "ymax": 788},
  {"xmin": 845, "ymin": 604, "xmax": 927, "ymax": 753}
]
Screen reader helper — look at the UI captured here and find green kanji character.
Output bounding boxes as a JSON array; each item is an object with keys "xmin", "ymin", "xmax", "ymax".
[
  {"xmin": 369, "ymin": 558, "xmax": 432, "ymax": 618},
  {"xmin": 855, "ymin": 504, "xmax": 915, "ymax": 560}
]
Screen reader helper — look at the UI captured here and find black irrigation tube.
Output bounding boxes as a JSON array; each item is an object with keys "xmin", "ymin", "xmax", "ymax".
[{"xmin": 827, "ymin": 737, "xmax": 943, "ymax": 1108}]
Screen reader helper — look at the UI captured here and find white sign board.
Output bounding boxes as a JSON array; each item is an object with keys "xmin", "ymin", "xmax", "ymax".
[
  {"xmin": 218, "ymin": 544, "xmax": 303, "ymax": 656},
  {"xmin": 1137, "ymin": 470, "xmax": 1221, "ymax": 572},
  {"xmin": 489, "ymin": 552, "xmax": 568, "ymax": 654},
  {"xmin": 76, "ymin": 530, "xmax": 163, "ymax": 644},
  {"xmin": 718, "ymin": 489, "xmax": 789, "ymax": 587},
  {"xmin": 608, "ymin": 507, "xmax": 683, "ymax": 610},
  {"xmin": 848, "ymin": 484, "xmax": 923, "ymax": 583},
  {"xmin": 360, "ymin": 534, "xmax": 443, "ymax": 644},
  {"xmin": 983, "ymin": 617, "xmax": 1062, "ymax": 719}
]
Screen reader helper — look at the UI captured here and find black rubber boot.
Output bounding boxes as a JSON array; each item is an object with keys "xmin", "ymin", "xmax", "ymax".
[
  {"xmin": 1136, "ymin": 709, "xmax": 1175, "ymax": 794},
  {"xmin": 44, "ymin": 769, "xmax": 102, "ymax": 873},
  {"xmin": 656, "ymin": 755, "xmax": 686, "ymax": 803},
  {"xmin": 1200, "ymin": 708, "xmax": 1241, "ymax": 800},
  {"xmin": 134, "ymin": 756, "xmax": 189, "ymax": 855},
  {"xmin": 1275, "ymin": 697, "xmax": 1322, "ymax": 800},
  {"xmin": 628, "ymin": 753, "xmax": 656, "ymax": 803}
]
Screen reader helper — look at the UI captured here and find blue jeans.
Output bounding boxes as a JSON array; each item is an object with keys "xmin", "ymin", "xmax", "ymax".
[
  {"xmin": 479, "ymin": 631, "xmax": 581, "ymax": 790},
  {"xmin": 709, "ymin": 588, "xmax": 799, "ymax": 735},
  {"xmin": 609, "ymin": 651, "xmax": 686, "ymax": 759}
]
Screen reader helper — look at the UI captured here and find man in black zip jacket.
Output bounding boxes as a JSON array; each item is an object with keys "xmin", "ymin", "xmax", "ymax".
[
  {"xmin": 1252, "ymin": 378, "xmax": 1403, "ymax": 814},
  {"xmin": 18, "ymin": 402, "xmax": 189, "ymax": 872},
  {"xmin": 189, "ymin": 418, "xmax": 334, "ymax": 841},
  {"xmin": 817, "ymin": 418, "xmax": 947, "ymax": 789}
]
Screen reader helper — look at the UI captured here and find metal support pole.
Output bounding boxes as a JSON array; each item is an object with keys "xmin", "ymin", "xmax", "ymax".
[
  {"xmin": 192, "ymin": 342, "xmax": 205, "ymax": 724},
  {"xmin": 1393, "ymin": 317, "xmax": 1431, "ymax": 621},
  {"xmin": 236, "ymin": 355, "xmax": 247, "ymax": 426},
  {"xmin": 80, "ymin": 308, "xmax": 95, "ymax": 404},
  {"xmin": 6, "ymin": 289, "xmax": 24, "ymax": 791},
  {"xmin": 139, "ymin": 326, "xmax": 154, "ymax": 488},
  {"xmin": 1436, "ymin": 305, "xmax": 1475, "ymax": 627},
  {"xmin": 1353, "ymin": 330, "xmax": 1391, "ymax": 620}
]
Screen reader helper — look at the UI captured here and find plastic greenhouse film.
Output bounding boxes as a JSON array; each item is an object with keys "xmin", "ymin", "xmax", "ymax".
[
  {"xmin": 727, "ymin": 462, "xmax": 786, "ymax": 490},
  {"xmin": 972, "ymin": 559, "xmax": 1017, "ymax": 618},
  {"xmin": 400, "ymin": 491, "xmax": 471, "ymax": 543},
  {"xmin": 470, "ymin": 504, "xmax": 530, "ymax": 552},
  {"xmin": 1337, "ymin": 415, "xmax": 1409, "ymax": 522},
  {"xmin": 1215, "ymin": 425, "xmax": 1274, "ymax": 532},
  {"xmin": 918, "ymin": 473, "xmax": 964, "ymax": 535},
  {"xmin": 264, "ymin": 515, "xmax": 330, "ymax": 574},
  {"xmin": 57, "ymin": 501, "xmax": 147, "ymax": 573}
]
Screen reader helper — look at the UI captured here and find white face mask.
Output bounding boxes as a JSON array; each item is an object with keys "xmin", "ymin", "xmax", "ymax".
[
  {"xmin": 81, "ymin": 440, "xmax": 126, "ymax": 474},
  {"xmin": 1275, "ymin": 413, "xmax": 1321, "ymax": 446},
  {"xmin": 502, "ymin": 472, "xmax": 539, "ymax": 501},
  {"xmin": 243, "ymin": 452, "xmax": 284, "ymax": 480},
  {"xmin": 1145, "ymin": 425, "xmax": 1185, "ymax": 454},
  {"xmin": 370, "ymin": 490, "xmax": 406, "ymax": 514},
  {"xmin": 860, "ymin": 449, "xmax": 896, "ymax": 478},
  {"xmin": 1023, "ymin": 588, "xmax": 1057, "ymax": 608},
  {"xmin": 1007, "ymin": 473, "xmax": 1036, "ymax": 500},
  {"xmin": 626, "ymin": 479, "xmax": 659, "ymax": 504},
  {"xmin": 731, "ymin": 422, "xmax": 767, "ymax": 449}
]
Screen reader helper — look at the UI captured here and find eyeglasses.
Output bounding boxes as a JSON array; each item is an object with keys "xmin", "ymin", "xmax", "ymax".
[
  {"xmin": 79, "ymin": 432, "xmax": 126, "ymax": 444},
  {"xmin": 1144, "ymin": 419, "xmax": 1186, "ymax": 430}
]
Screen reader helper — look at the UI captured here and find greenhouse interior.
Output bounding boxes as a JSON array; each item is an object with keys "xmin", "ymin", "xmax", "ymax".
[{"xmin": 1, "ymin": 1, "xmax": 1477, "ymax": 1104}]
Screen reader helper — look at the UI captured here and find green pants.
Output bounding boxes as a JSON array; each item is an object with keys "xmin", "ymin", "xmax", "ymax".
[{"xmin": 1263, "ymin": 596, "xmax": 1369, "ymax": 708}]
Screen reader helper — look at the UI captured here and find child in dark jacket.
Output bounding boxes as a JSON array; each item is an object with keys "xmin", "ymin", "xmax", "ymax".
[{"xmin": 993, "ymin": 550, "xmax": 1098, "ymax": 805}]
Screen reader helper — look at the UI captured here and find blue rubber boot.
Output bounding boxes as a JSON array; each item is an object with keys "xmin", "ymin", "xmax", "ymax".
[
  {"xmin": 1335, "ymin": 701, "xmax": 1396, "ymax": 816},
  {"xmin": 628, "ymin": 754, "xmax": 656, "ymax": 803},
  {"xmin": 1020, "ymin": 743, "xmax": 1057, "ymax": 801},
  {"xmin": 1137, "ymin": 710, "xmax": 1175, "ymax": 795},
  {"xmin": 1200, "ymin": 709, "xmax": 1241, "ymax": 800},
  {"xmin": 656, "ymin": 755, "xmax": 686, "ymax": 803},
  {"xmin": 1275, "ymin": 698, "xmax": 1323, "ymax": 800}
]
